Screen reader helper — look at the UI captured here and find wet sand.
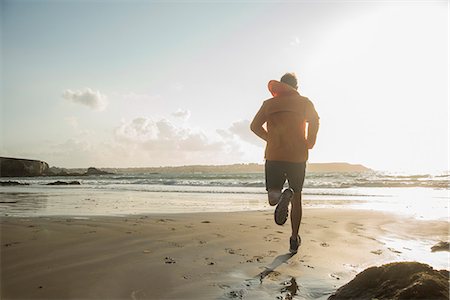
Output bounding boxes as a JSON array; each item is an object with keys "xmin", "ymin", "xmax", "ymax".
[{"xmin": 1, "ymin": 208, "xmax": 448, "ymax": 299}]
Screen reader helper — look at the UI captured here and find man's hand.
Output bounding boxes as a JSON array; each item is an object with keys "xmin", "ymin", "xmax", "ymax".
[
  {"xmin": 306, "ymin": 139, "xmax": 315, "ymax": 149},
  {"xmin": 250, "ymin": 104, "xmax": 268, "ymax": 141},
  {"xmin": 306, "ymin": 119, "xmax": 319, "ymax": 149}
]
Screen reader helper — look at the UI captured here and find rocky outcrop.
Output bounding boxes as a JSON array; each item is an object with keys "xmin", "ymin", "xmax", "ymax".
[
  {"xmin": 44, "ymin": 167, "xmax": 84, "ymax": 176},
  {"xmin": 431, "ymin": 241, "xmax": 450, "ymax": 252},
  {"xmin": 43, "ymin": 167, "xmax": 113, "ymax": 176},
  {"xmin": 0, "ymin": 157, "xmax": 49, "ymax": 177},
  {"xmin": 85, "ymin": 167, "xmax": 113, "ymax": 175},
  {"xmin": 329, "ymin": 262, "xmax": 449, "ymax": 300}
]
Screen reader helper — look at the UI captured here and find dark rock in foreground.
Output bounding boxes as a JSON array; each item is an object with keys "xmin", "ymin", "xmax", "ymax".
[
  {"xmin": 0, "ymin": 157, "xmax": 49, "ymax": 177},
  {"xmin": 0, "ymin": 181, "xmax": 30, "ymax": 186},
  {"xmin": 431, "ymin": 241, "xmax": 450, "ymax": 252},
  {"xmin": 46, "ymin": 181, "xmax": 81, "ymax": 186},
  {"xmin": 329, "ymin": 262, "xmax": 449, "ymax": 300}
]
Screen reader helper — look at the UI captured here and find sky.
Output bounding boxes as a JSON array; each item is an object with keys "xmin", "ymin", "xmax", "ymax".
[{"xmin": 0, "ymin": 0, "xmax": 448, "ymax": 172}]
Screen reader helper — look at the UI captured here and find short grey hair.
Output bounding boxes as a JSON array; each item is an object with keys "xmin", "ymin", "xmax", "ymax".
[{"xmin": 280, "ymin": 72, "xmax": 298, "ymax": 89}]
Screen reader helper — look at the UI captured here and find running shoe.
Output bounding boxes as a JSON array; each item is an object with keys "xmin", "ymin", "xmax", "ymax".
[
  {"xmin": 274, "ymin": 188, "xmax": 293, "ymax": 225},
  {"xmin": 289, "ymin": 235, "xmax": 301, "ymax": 254}
]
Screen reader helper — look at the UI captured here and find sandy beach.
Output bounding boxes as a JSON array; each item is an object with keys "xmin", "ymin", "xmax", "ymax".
[{"xmin": 1, "ymin": 208, "xmax": 448, "ymax": 299}]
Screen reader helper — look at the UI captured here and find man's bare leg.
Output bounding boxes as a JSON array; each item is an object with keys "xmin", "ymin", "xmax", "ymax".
[
  {"xmin": 268, "ymin": 189, "xmax": 282, "ymax": 206},
  {"xmin": 290, "ymin": 192, "xmax": 302, "ymax": 238}
]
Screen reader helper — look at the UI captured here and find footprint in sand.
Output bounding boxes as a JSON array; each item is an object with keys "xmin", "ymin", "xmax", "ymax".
[
  {"xmin": 4, "ymin": 242, "xmax": 21, "ymax": 247},
  {"xmin": 164, "ymin": 257, "xmax": 176, "ymax": 264},
  {"xmin": 226, "ymin": 289, "xmax": 245, "ymax": 299},
  {"xmin": 265, "ymin": 270, "xmax": 281, "ymax": 280},
  {"xmin": 157, "ymin": 218, "xmax": 174, "ymax": 223},
  {"xmin": 130, "ymin": 289, "xmax": 147, "ymax": 300},
  {"xmin": 245, "ymin": 255, "xmax": 264, "ymax": 263},
  {"xmin": 167, "ymin": 241, "xmax": 184, "ymax": 248},
  {"xmin": 388, "ymin": 247, "xmax": 402, "ymax": 254},
  {"xmin": 215, "ymin": 283, "xmax": 231, "ymax": 290},
  {"xmin": 330, "ymin": 273, "xmax": 341, "ymax": 280},
  {"xmin": 225, "ymin": 248, "xmax": 236, "ymax": 254},
  {"xmin": 205, "ymin": 257, "xmax": 215, "ymax": 265},
  {"xmin": 264, "ymin": 234, "xmax": 281, "ymax": 242},
  {"xmin": 371, "ymin": 249, "xmax": 383, "ymax": 255},
  {"xmin": 225, "ymin": 248, "xmax": 244, "ymax": 256}
]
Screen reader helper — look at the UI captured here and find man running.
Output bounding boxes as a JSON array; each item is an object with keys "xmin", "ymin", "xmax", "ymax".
[{"xmin": 250, "ymin": 72, "xmax": 319, "ymax": 253}]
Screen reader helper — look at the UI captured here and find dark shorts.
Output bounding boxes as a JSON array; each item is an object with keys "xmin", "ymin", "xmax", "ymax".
[{"xmin": 265, "ymin": 160, "xmax": 306, "ymax": 193}]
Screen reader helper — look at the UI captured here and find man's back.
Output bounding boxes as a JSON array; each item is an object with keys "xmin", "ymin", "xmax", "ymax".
[{"xmin": 263, "ymin": 94, "xmax": 318, "ymax": 163}]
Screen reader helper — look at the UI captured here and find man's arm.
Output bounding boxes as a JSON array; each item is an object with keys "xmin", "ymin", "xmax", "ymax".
[
  {"xmin": 305, "ymin": 100, "xmax": 319, "ymax": 149},
  {"xmin": 306, "ymin": 118, "xmax": 319, "ymax": 149},
  {"xmin": 250, "ymin": 103, "xmax": 268, "ymax": 141}
]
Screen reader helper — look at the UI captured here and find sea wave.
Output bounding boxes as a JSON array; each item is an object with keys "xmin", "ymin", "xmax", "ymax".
[{"xmin": 1, "ymin": 172, "xmax": 448, "ymax": 189}]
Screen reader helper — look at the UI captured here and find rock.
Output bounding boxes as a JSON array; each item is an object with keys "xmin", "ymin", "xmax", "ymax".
[
  {"xmin": 431, "ymin": 241, "xmax": 449, "ymax": 252},
  {"xmin": 328, "ymin": 262, "xmax": 449, "ymax": 300},
  {"xmin": 0, "ymin": 181, "xmax": 29, "ymax": 186},
  {"xmin": 43, "ymin": 167, "xmax": 84, "ymax": 176},
  {"xmin": 46, "ymin": 181, "xmax": 81, "ymax": 185},
  {"xmin": 84, "ymin": 167, "xmax": 113, "ymax": 175},
  {"xmin": 0, "ymin": 157, "xmax": 49, "ymax": 177}
]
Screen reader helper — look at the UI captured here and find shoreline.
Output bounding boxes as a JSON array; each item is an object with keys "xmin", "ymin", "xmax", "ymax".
[
  {"xmin": 1, "ymin": 185, "xmax": 448, "ymax": 221},
  {"xmin": 1, "ymin": 208, "xmax": 448, "ymax": 299}
]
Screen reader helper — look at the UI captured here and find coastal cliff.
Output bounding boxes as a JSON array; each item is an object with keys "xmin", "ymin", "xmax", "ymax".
[{"xmin": 0, "ymin": 157, "xmax": 49, "ymax": 177}]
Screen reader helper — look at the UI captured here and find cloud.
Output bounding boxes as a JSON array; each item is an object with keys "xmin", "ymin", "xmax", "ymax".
[
  {"xmin": 63, "ymin": 88, "xmax": 108, "ymax": 111},
  {"xmin": 14, "ymin": 116, "xmax": 261, "ymax": 167},
  {"xmin": 113, "ymin": 117, "xmax": 242, "ymax": 165},
  {"xmin": 219, "ymin": 119, "xmax": 264, "ymax": 147},
  {"xmin": 115, "ymin": 117, "xmax": 222, "ymax": 152},
  {"xmin": 171, "ymin": 109, "xmax": 191, "ymax": 120}
]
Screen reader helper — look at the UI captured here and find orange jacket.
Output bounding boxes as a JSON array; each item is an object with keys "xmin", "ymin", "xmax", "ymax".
[{"xmin": 251, "ymin": 80, "xmax": 319, "ymax": 163}]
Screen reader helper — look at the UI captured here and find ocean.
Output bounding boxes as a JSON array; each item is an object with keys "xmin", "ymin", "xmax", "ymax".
[{"xmin": 1, "ymin": 171, "xmax": 448, "ymax": 219}]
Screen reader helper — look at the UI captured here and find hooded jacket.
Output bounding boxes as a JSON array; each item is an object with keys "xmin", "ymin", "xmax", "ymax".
[{"xmin": 251, "ymin": 80, "xmax": 319, "ymax": 163}]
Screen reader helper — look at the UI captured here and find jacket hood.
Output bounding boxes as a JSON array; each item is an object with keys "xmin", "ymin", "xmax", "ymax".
[{"xmin": 268, "ymin": 80, "xmax": 299, "ymax": 97}]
